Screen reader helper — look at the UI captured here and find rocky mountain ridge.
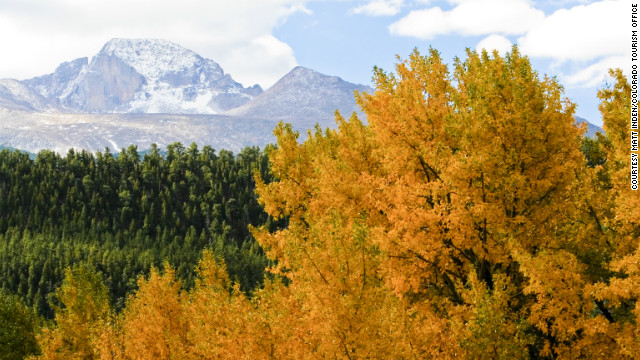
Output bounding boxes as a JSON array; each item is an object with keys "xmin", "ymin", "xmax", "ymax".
[
  {"xmin": 0, "ymin": 38, "xmax": 373, "ymax": 153},
  {"xmin": 19, "ymin": 38, "xmax": 263, "ymax": 114},
  {"xmin": 0, "ymin": 38, "xmax": 601, "ymax": 155}
]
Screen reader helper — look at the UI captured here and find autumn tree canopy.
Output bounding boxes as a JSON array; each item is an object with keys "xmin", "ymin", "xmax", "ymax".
[{"xmin": 254, "ymin": 47, "xmax": 639, "ymax": 358}]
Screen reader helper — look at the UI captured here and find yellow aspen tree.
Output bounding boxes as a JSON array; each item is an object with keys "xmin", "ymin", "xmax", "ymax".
[
  {"xmin": 254, "ymin": 116, "xmax": 419, "ymax": 358},
  {"xmin": 92, "ymin": 316, "xmax": 125, "ymax": 360},
  {"xmin": 355, "ymin": 47, "xmax": 588, "ymax": 357},
  {"xmin": 243, "ymin": 278, "xmax": 314, "ymax": 360},
  {"xmin": 33, "ymin": 266, "xmax": 111, "ymax": 360},
  {"xmin": 121, "ymin": 265, "xmax": 187, "ymax": 360},
  {"xmin": 186, "ymin": 251, "xmax": 316, "ymax": 359},
  {"xmin": 587, "ymin": 69, "xmax": 640, "ymax": 357},
  {"xmin": 182, "ymin": 250, "xmax": 251, "ymax": 359},
  {"xmin": 455, "ymin": 49, "xmax": 593, "ymax": 357}
]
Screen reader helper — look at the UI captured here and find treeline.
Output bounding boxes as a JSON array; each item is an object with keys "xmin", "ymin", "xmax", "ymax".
[{"xmin": 0, "ymin": 143, "xmax": 279, "ymax": 319}]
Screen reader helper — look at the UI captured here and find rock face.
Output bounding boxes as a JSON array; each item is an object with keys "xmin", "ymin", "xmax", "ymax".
[
  {"xmin": 227, "ymin": 66, "xmax": 373, "ymax": 129},
  {"xmin": 22, "ymin": 38, "xmax": 263, "ymax": 114},
  {"xmin": 62, "ymin": 54, "xmax": 146, "ymax": 112}
]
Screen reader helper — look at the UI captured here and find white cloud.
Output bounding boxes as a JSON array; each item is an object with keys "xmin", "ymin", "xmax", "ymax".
[
  {"xmin": 389, "ymin": 0, "xmax": 545, "ymax": 39},
  {"xmin": 563, "ymin": 55, "xmax": 628, "ymax": 88},
  {"xmin": 224, "ymin": 35, "xmax": 299, "ymax": 88},
  {"xmin": 388, "ymin": 7, "xmax": 447, "ymax": 38},
  {"xmin": 0, "ymin": 0, "xmax": 310, "ymax": 89},
  {"xmin": 352, "ymin": 0, "xmax": 405, "ymax": 16},
  {"xmin": 517, "ymin": 0, "xmax": 626, "ymax": 88},
  {"xmin": 476, "ymin": 35, "xmax": 512, "ymax": 56},
  {"xmin": 518, "ymin": 0, "xmax": 625, "ymax": 62}
]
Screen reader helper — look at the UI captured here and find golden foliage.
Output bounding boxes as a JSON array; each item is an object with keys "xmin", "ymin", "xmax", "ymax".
[
  {"xmin": 120, "ymin": 265, "xmax": 186, "ymax": 359},
  {"xmin": 254, "ymin": 47, "xmax": 637, "ymax": 358},
  {"xmin": 32, "ymin": 266, "xmax": 112, "ymax": 360}
]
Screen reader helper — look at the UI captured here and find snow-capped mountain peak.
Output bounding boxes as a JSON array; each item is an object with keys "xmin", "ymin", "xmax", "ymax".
[
  {"xmin": 99, "ymin": 38, "xmax": 222, "ymax": 81},
  {"xmin": 20, "ymin": 38, "xmax": 261, "ymax": 114}
]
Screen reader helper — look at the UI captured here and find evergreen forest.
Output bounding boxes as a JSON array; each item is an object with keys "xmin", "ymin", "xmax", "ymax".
[{"xmin": 0, "ymin": 143, "xmax": 278, "ymax": 317}]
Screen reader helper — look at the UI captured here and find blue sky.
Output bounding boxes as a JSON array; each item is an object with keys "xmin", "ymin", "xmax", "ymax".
[{"xmin": 0, "ymin": 0, "xmax": 628, "ymax": 125}]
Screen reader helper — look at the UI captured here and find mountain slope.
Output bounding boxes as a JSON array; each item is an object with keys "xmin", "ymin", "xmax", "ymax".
[
  {"xmin": 226, "ymin": 66, "xmax": 372, "ymax": 129},
  {"xmin": 0, "ymin": 79, "xmax": 57, "ymax": 112},
  {"xmin": 23, "ymin": 57, "xmax": 88, "ymax": 102},
  {"xmin": 0, "ymin": 40, "xmax": 375, "ymax": 154},
  {"xmin": 0, "ymin": 107, "xmax": 278, "ymax": 154},
  {"xmin": 575, "ymin": 116, "xmax": 604, "ymax": 138}
]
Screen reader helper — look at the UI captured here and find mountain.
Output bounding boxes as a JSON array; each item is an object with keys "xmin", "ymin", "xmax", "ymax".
[
  {"xmin": 0, "ymin": 38, "xmax": 603, "ymax": 155},
  {"xmin": 575, "ymin": 116, "xmax": 604, "ymax": 138},
  {"xmin": 23, "ymin": 39, "xmax": 262, "ymax": 114},
  {"xmin": 0, "ymin": 39, "xmax": 375, "ymax": 154},
  {"xmin": 226, "ymin": 66, "xmax": 372, "ymax": 130}
]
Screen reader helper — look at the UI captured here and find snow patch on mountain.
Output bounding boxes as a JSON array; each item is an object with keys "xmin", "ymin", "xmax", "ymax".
[
  {"xmin": 0, "ymin": 79, "xmax": 56, "ymax": 112},
  {"xmin": 25, "ymin": 57, "xmax": 88, "ymax": 101},
  {"xmin": 100, "ymin": 38, "xmax": 216, "ymax": 81},
  {"xmin": 126, "ymin": 83, "xmax": 218, "ymax": 114}
]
